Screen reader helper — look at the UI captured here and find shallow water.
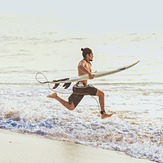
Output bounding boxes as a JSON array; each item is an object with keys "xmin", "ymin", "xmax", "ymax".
[{"xmin": 0, "ymin": 16, "xmax": 163, "ymax": 163}]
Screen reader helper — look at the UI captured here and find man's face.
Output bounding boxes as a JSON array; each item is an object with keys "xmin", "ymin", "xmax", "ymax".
[{"xmin": 88, "ymin": 53, "xmax": 94, "ymax": 61}]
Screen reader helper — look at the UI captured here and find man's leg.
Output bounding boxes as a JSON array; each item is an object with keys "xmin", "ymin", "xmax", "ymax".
[
  {"xmin": 96, "ymin": 90, "xmax": 113, "ymax": 119},
  {"xmin": 47, "ymin": 93, "xmax": 75, "ymax": 110}
]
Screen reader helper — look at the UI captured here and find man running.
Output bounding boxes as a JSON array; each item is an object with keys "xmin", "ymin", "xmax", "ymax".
[{"xmin": 48, "ymin": 48, "xmax": 112, "ymax": 119}]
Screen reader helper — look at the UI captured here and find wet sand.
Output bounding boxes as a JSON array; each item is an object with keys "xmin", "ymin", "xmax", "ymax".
[{"xmin": 0, "ymin": 129, "xmax": 154, "ymax": 163}]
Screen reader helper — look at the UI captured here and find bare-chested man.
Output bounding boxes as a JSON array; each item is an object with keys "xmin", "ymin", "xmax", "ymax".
[{"xmin": 48, "ymin": 48, "xmax": 112, "ymax": 119}]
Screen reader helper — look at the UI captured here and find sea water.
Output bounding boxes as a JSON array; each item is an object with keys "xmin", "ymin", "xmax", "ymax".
[{"xmin": 0, "ymin": 16, "xmax": 163, "ymax": 163}]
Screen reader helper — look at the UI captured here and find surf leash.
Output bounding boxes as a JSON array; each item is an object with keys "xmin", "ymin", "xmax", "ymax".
[{"xmin": 35, "ymin": 72, "xmax": 72, "ymax": 94}]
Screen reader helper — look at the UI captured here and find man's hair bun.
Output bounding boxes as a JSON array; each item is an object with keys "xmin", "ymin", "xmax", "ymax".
[{"xmin": 81, "ymin": 47, "xmax": 92, "ymax": 58}]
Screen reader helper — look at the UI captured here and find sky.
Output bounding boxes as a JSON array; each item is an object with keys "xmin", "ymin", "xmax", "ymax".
[{"xmin": 0, "ymin": 0, "xmax": 163, "ymax": 32}]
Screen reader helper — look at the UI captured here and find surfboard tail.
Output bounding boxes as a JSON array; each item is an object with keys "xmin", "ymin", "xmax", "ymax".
[{"xmin": 52, "ymin": 78, "xmax": 72, "ymax": 89}]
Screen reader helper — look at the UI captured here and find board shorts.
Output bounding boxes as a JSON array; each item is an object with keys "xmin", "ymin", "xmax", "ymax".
[{"xmin": 68, "ymin": 82, "xmax": 97, "ymax": 107}]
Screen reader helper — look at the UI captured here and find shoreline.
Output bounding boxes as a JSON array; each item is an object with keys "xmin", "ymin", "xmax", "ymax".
[{"xmin": 0, "ymin": 129, "xmax": 154, "ymax": 163}]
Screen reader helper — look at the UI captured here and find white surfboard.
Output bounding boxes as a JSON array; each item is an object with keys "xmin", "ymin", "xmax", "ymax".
[{"xmin": 36, "ymin": 61, "xmax": 139, "ymax": 89}]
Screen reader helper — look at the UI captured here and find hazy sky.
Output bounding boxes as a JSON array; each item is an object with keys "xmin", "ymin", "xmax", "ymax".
[{"xmin": 0, "ymin": 0, "xmax": 163, "ymax": 32}]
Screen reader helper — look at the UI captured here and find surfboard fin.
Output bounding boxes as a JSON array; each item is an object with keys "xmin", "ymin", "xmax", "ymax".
[
  {"xmin": 63, "ymin": 82, "xmax": 71, "ymax": 89},
  {"xmin": 53, "ymin": 83, "xmax": 60, "ymax": 89},
  {"xmin": 52, "ymin": 78, "xmax": 70, "ymax": 89}
]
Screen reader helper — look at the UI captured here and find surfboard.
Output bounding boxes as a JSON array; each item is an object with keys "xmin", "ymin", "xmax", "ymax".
[{"xmin": 36, "ymin": 61, "xmax": 139, "ymax": 89}]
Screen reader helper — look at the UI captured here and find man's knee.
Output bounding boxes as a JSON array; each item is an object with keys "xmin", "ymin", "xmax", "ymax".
[
  {"xmin": 100, "ymin": 91, "xmax": 104, "ymax": 97},
  {"xmin": 69, "ymin": 103, "xmax": 76, "ymax": 110},
  {"xmin": 96, "ymin": 90, "xmax": 104, "ymax": 97}
]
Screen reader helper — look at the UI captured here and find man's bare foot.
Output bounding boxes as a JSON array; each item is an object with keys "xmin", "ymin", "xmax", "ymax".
[
  {"xmin": 101, "ymin": 113, "xmax": 113, "ymax": 119},
  {"xmin": 47, "ymin": 93, "xmax": 58, "ymax": 99}
]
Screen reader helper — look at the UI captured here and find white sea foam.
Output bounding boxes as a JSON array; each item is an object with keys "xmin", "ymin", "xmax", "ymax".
[{"xmin": 0, "ymin": 83, "xmax": 163, "ymax": 163}]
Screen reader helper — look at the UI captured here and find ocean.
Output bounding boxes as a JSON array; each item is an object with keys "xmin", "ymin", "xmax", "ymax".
[{"xmin": 0, "ymin": 16, "xmax": 163, "ymax": 163}]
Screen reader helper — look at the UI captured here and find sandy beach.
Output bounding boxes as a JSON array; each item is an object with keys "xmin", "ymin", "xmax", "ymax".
[{"xmin": 0, "ymin": 129, "xmax": 154, "ymax": 163}]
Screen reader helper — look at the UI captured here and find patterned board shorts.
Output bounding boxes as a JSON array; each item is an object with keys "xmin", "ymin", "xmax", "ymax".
[{"xmin": 68, "ymin": 82, "xmax": 97, "ymax": 107}]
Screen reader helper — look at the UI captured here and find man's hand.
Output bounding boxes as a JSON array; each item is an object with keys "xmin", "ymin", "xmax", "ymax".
[{"xmin": 88, "ymin": 73, "xmax": 95, "ymax": 79}]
